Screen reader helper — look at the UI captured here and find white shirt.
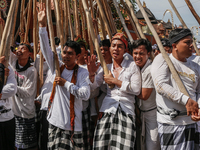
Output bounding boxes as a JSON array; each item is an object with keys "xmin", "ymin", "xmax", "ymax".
[
  {"xmin": 10, "ymin": 52, "xmax": 37, "ymax": 119},
  {"xmin": 39, "ymin": 27, "xmax": 90, "ymax": 131},
  {"xmin": 151, "ymin": 53, "xmax": 200, "ymax": 125},
  {"xmin": 139, "ymin": 59, "xmax": 156, "ymax": 111},
  {"xmin": 87, "ymin": 57, "xmax": 141, "ymax": 116},
  {"xmin": 0, "ymin": 66, "xmax": 17, "ymax": 122}
]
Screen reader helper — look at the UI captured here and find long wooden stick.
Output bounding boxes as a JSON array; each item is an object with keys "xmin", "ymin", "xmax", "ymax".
[
  {"xmin": 54, "ymin": 0, "xmax": 64, "ymax": 52},
  {"xmin": 33, "ymin": 0, "xmax": 38, "ymax": 60},
  {"xmin": 82, "ymin": 0, "xmax": 114, "ymax": 88},
  {"xmin": 96, "ymin": 0, "xmax": 112, "ymax": 39},
  {"xmin": 136, "ymin": 0, "xmax": 189, "ymax": 96},
  {"xmin": 11, "ymin": 0, "xmax": 19, "ymax": 46},
  {"xmin": 0, "ymin": 12, "xmax": 3, "ymax": 43},
  {"xmin": 60, "ymin": 0, "xmax": 64, "ymax": 35},
  {"xmin": 46, "ymin": 0, "xmax": 60, "ymax": 77},
  {"xmin": 66, "ymin": 0, "xmax": 74, "ymax": 40},
  {"xmin": 79, "ymin": 0, "xmax": 86, "ymax": 40},
  {"xmin": 113, "ymin": 0, "xmax": 133, "ymax": 44},
  {"xmin": 20, "ymin": 0, "xmax": 26, "ymax": 43},
  {"xmin": 185, "ymin": 0, "xmax": 200, "ymax": 25},
  {"xmin": 24, "ymin": 0, "xmax": 33, "ymax": 43},
  {"xmin": 168, "ymin": 0, "xmax": 200, "ymax": 56},
  {"xmin": 64, "ymin": 0, "xmax": 68, "ymax": 41},
  {"xmin": 99, "ymin": 13, "xmax": 106, "ymax": 39}
]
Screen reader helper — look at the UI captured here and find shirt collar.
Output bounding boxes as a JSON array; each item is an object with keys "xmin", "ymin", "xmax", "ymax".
[
  {"xmin": 111, "ymin": 56, "xmax": 129, "ymax": 72},
  {"xmin": 141, "ymin": 59, "xmax": 151, "ymax": 73}
]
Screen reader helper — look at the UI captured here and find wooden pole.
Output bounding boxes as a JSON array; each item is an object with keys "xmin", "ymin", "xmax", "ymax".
[
  {"xmin": 82, "ymin": 0, "xmax": 114, "ymax": 88},
  {"xmin": 168, "ymin": 0, "xmax": 200, "ymax": 56},
  {"xmin": 125, "ymin": 0, "xmax": 145, "ymax": 39},
  {"xmin": 96, "ymin": 0, "xmax": 112, "ymax": 39},
  {"xmin": 24, "ymin": 0, "xmax": 33, "ymax": 43},
  {"xmin": 0, "ymin": 12, "xmax": 3, "ymax": 43},
  {"xmin": 113, "ymin": 0, "xmax": 133, "ymax": 44},
  {"xmin": 20, "ymin": 0, "xmax": 26, "ymax": 43},
  {"xmin": 11, "ymin": 0, "xmax": 19, "ymax": 46},
  {"xmin": 39, "ymin": 52, "xmax": 44, "ymax": 87},
  {"xmin": 185, "ymin": 0, "xmax": 200, "ymax": 25},
  {"xmin": 79, "ymin": 0, "xmax": 86, "ymax": 40},
  {"xmin": 64, "ymin": 0, "xmax": 68, "ymax": 41},
  {"xmin": 60, "ymin": 0, "xmax": 64, "ymax": 35},
  {"xmin": 54, "ymin": 0, "xmax": 64, "ymax": 52},
  {"xmin": 136, "ymin": 0, "xmax": 189, "ymax": 96},
  {"xmin": 66, "ymin": 0, "xmax": 74, "ymax": 40},
  {"xmin": 33, "ymin": 0, "xmax": 38, "ymax": 60},
  {"xmin": 99, "ymin": 13, "xmax": 106, "ymax": 39},
  {"xmin": 46, "ymin": 0, "xmax": 60, "ymax": 77}
]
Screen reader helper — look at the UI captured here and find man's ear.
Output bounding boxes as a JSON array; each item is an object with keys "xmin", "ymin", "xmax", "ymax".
[
  {"xmin": 147, "ymin": 52, "xmax": 151, "ymax": 58},
  {"xmin": 172, "ymin": 43, "xmax": 177, "ymax": 51}
]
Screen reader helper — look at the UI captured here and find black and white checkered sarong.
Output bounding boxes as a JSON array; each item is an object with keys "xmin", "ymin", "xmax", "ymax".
[
  {"xmin": 93, "ymin": 106, "xmax": 136, "ymax": 150},
  {"xmin": 82, "ymin": 106, "xmax": 91, "ymax": 150},
  {"xmin": 15, "ymin": 116, "xmax": 37, "ymax": 149},
  {"xmin": 48, "ymin": 123, "xmax": 83, "ymax": 150},
  {"xmin": 158, "ymin": 122, "xmax": 199, "ymax": 150}
]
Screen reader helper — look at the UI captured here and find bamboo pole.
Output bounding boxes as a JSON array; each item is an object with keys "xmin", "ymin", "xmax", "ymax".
[
  {"xmin": 0, "ymin": 12, "xmax": 3, "ymax": 43},
  {"xmin": 136, "ymin": 0, "xmax": 189, "ymax": 96},
  {"xmin": 46, "ymin": 0, "xmax": 60, "ymax": 77},
  {"xmin": 60, "ymin": 0, "xmax": 64, "ymax": 35},
  {"xmin": 121, "ymin": 0, "xmax": 140, "ymax": 39},
  {"xmin": 185, "ymin": 0, "xmax": 200, "ymax": 25},
  {"xmin": 168, "ymin": 0, "xmax": 200, "ymax": 56},
  {"xmin": 66, "ymin": 0, "xmax": 74, "ymax": 40},
  {"xmin": 113, "ymin": 0, "xmax": 133, "ymax": 44},
  {"xmin": 82, "ymin": 0, "xmax": 114, "ymax": 88},
  {"xmin": 11, "ymin": 0, "xmax": 19, "ymax": 46},
  {"xmin": 54, "ymin": 0, "xmax": 64, "ymax": 52},
  {"xmin": 125, "ymin": 0, "xmax": 145, "ymax": 39},
  {"xmin": 39, "ymin": 52, "xmax": 44, "ymax": 87},
  {"xmin": 24, "ymin": 0, "xmax": 33, "ymax": 43},
  {"xmin": 74, "ymin": 0, "xmax": 80, "ymax": 36},
  {"xmin": 33, "ymin": 0, "xmax": 38, "ymax": 60},
  {"xmin": 96, "ymin": 0, "xmax": 112, "ymax": 39},
  {"xmin": 20, "ymin": 0, "xmax": 26, "ymax": 43},
  {"xmin": 99, "ymin": 13, "xmax": 106, "ymax": 39},
  {"xmin": 64, "ymin": 0, "xmax": 68, "ymax": 41},
  {"xmin": 79, "ymin": 0, "xmax": 86, "ymax": 40}
]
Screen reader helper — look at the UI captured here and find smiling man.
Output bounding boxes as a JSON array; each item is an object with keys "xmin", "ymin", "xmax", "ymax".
[
  {"xmin": 86, "ymin": 33, "xmax": 141, "ymax": 149},
  {"xmin": 37, "ymin": 3, "xmax": 90, "ymax": 149},
  {"xmin": 151, "ymin": 28, "xmax": 200, "ymax": 150},
  {"xmin": 132, "ymin": 39, "xmax": 160, "ymax": 150}
]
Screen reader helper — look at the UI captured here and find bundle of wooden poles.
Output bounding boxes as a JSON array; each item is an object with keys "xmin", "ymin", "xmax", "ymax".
[{"xmin": 0, "ymin": 0, "xmax": 199, "ymax": 93}]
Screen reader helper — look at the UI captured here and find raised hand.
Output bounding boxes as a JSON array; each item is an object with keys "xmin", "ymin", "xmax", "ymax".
[
  {"xmin": 36, "ymin": 2, "xmax": 47, "ymax": 27},
  {"xmin": 85, "ymin": 54, "xmax": 100, "ymax": 76}
]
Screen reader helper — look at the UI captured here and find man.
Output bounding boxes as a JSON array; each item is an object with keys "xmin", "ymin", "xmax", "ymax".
[
  {"xmin": 38, "ymin": 3, "xmax": 90, "ymax": 149},
  {"xmin": 10, "ymin": 43, "xmax": 38, "ymax": 150},
  {"xmin": 86, "ymin": 33, "xmax": 141, "ymax": 149},
  {"xmin": 151, "ymin": 28, "xmax": 200, "ymax": 150},
  {"xmin": 0, "ymin": 56, "xmax": 17, "ymax": 150},
  {"xmin": 132, "ymin": 39, "xmax": 160, "ymax": 150}
]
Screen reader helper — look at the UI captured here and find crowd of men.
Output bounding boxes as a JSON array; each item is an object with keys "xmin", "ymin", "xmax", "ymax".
[{"xmin": 0, "ymin": 2, "xmax": 200, "ymax": 150}]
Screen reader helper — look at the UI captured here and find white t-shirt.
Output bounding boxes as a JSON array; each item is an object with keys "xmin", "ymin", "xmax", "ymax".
[
  {"xmin": 151, "ymin": 53, "xmax": 200, "ymax": 125},
  {"xmin": 139, "ymin": 59, "xmax": 156, "ymax": 111}
]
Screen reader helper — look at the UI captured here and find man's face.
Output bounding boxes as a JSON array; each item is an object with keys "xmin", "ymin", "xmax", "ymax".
[
  {"xmin": 77, "ymin": 46, "xmax": 86, "ymax": 62},
  {"xmin": 164, "ymin": 46, "xmax": 172, "ymax": 54},
  {"xmin": 100, "ymin": 46, "xmax": 111, "ymax": 61},
  {"xmin": 132, "ymin": 45, "xmax": 150, "ymax": 69},
  {"xmin": 16, "ymin": 45, "xmax": 31, "ymax": 60},
  {"xmin": 175, "ymin": 35, "xmax": 193, "ymax": 59},
  {"xmin": 62, "ymin": 46, "xmax": 78, "ymax": 67},
  {"xmin": 110, "ymin": 39, "xmax": 125, "ymax": 61}
]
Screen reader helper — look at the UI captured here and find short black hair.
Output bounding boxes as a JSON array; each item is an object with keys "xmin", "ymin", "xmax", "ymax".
[
  {"xmin": 99, "ymin": 39, "xmax": 111, "ymax": 47},
  {"xmin": 55, "ymin": 37, "xmax": 60, "ymax": 45},
  {"xmin": 131, "ymin": 38, "xmax": 152, "ymax": 54},
  {"xmin": 63, "ymin": 40, "xmax": 81, "ymax": 55},
  {"xmin": 161, "ymin": 38, "xmax": 171, "ymax": 47}
]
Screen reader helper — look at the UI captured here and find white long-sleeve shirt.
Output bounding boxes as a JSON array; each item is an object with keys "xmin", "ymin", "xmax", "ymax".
[
  {"xmin": 87, "ymin": 57, "xmax": 141, "ymax": 116},
  {"xmin": 10, "ymin": 52, "xmax": 37, "ymax": 119},
  {"xmin": 151, "ymin": 53, "xmax": 200, "ymax": 125},
  {"xmin": 39, "ymin": 27, "xmax": 90, "ymax": 131},
  {"xmin": 0, "ymin": 66, "xmax": 17, "ymax": 122}
]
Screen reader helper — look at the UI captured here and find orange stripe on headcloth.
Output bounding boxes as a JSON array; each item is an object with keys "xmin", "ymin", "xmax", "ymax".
[{"xmin": 111, "ymin": 33, "xmax": 128, "ymax": 50}]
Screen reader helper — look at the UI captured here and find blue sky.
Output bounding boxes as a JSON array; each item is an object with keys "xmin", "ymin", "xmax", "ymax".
[{"xmin": 135, "ymin": 0, "xmax": 200, "ymax": 41}]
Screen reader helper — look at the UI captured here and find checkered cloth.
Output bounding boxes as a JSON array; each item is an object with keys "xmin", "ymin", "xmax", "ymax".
[
  {"xmin": 82, "ymin": 106, "xmax": 91, "ymax": 150},
  {"xmin": 48, "ymin": 123, "xmax": 84, "ymax": 150},
  {"xmin": 93, "ymin": 106, "xmax": 136, "ymax": 150},
  {"xmin": 15, "ymin": 116, "xmax": 37, "ymax": 149},
  {"xmin": 158, "ymin": 122, "xmax": 199, "ymax": 150}
]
